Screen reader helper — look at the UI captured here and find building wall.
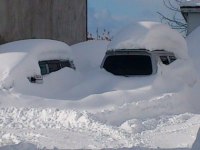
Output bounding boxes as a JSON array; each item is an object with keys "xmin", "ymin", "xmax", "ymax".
[
  {"xmin": 0, "ymin": 0, "xmax": 87, "ymax": 45},
  {"xmin": 187, "ymin": 13, "xmax": 200, "ymax": 35}
]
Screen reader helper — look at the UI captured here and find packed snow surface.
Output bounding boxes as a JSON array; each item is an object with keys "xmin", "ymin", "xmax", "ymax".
[
  {"xmin": 0, "ymin": 23, "xmax": 199, "ymax": 149},
  {"xmin": 108, "ymin": 22, "xmax": 188, "ymax": 59}
]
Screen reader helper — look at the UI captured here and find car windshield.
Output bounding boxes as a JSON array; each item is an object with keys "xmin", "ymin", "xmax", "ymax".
[{"xmin": 103, "ymin": 55, "xmax": 153, "ymax": 76}]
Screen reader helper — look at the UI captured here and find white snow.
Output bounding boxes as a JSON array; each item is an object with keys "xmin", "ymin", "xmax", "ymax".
[
  {"xmin": 0, "ymin": 22, "xmax": 199, "ymax": 149},
  {"xmin": 108, "ymin": 21, "xmax": 188, "ymax": 59}
]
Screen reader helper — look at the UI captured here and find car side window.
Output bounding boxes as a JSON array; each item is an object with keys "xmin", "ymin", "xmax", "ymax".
[
  {"xmin": 38, "ymin": 60, "xmax": 75, "ymax": 75},
  {"xmin": 160, "ymin": 56, "xmax": 170, "ymax": 65},
  {"xmin": 160, "ymin": 55, "xmax": 176, "ymax": 65}
]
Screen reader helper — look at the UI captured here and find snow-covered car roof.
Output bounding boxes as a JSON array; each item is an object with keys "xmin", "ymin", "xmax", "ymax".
[{"xmin": 108, "ymin": 21, "xmax": 188, "ymax": 59}]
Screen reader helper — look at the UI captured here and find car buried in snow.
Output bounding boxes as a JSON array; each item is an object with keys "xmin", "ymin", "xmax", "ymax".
[
  {"xmin": 101, "ymin": 21, "xmax": 188, "ymax": 76},
  {"xmin": 0, "ymin": 39, "xmax": 76, "ymax": 86},
  {"xmin": 101, "ymin": 49, "xmax": 176, "ymax": 76}
]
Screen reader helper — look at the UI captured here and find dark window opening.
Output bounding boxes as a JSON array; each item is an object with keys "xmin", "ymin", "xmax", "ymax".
[
  {"xmin": 48, "ymin": 62, "xmax": 61, "ymax": 73},
  {"xmin": 60, "ymin": 60, "xmax": 71, "ymax": 68},
  {"xmin": 160, "ymin": 55, "xmax": 176, "ymax": 65},
  {"xmin": 160, "ymin": 56, "xmax": 170, "ymax": 65},
  {"xmin": 103, "ymin": 55, "xmax": 153, "ymax": 76},
  {"xmin": 39, "ymin": 60, "xmax": 75, "ymax": 75}
]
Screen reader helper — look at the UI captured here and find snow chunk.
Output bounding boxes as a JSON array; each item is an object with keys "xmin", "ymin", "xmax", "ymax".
[{"xmin": 108, "ymin": 21, "xmax": 188, "ymax": 59}]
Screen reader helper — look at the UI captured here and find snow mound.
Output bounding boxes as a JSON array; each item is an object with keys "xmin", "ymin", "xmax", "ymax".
[
  {"xmin": 71, "ymin": 40, "xmax": 109, "ymax": 71},
  {"xmin": 108, "ymin": 21, "xmax": 188, "ymax": 59}
]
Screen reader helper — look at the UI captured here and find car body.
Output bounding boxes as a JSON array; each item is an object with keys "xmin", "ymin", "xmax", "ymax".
[
  {"xmin": 0, "ymin": 39, "xmax": 76, "ymax": 86},
  {"xmin": 101, "ymin": 21, "xmax": 187, "ymax": 76}
]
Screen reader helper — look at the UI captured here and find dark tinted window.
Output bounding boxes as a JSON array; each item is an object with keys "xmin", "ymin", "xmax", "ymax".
[
  {"xmin": 39, "ymin": 60, "xmax": 74, "ymax": 75},
  {"xmin": 103, "ymin": 55, "xmax": 153, "ymax": 76},
  {"xmin": 160, "ymin": 56, "xmax": 169, "ymax": 65},
  {"xmin": 48, "ymin": 62, "xmax": 61, "ymax": 73},
  {"xmin": 60, "ymin": 60, "xmax": 71, "ymax": 68},
  {"xmin": 39, "ymin": 63, "xmax": 48, "ymax": 75}
]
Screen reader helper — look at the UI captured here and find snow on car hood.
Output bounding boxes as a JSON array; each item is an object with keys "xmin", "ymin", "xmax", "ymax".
[{"xmin": 108, "ymin": 21, "xmax": 188, "ymax": 59}]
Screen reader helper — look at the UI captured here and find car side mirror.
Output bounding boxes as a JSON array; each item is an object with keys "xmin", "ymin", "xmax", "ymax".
[{"xmin": 28, "ymin": 75, "xmax": 43, "ymax": 84}]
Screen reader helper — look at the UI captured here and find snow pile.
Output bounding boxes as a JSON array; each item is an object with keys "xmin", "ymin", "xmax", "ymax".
[
  {"xmin": 108, "ymin": 21, "xmax": 188, "ymax": 59},
  {"xmin": 72, "ymin": 40, "xmax": 109, "ymax": 72}
]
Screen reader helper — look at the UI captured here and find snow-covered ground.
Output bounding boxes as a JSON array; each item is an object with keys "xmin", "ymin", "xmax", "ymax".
[{"xmin": 0, "ymin": 22, "xmax": 199, "ymax": 149}]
